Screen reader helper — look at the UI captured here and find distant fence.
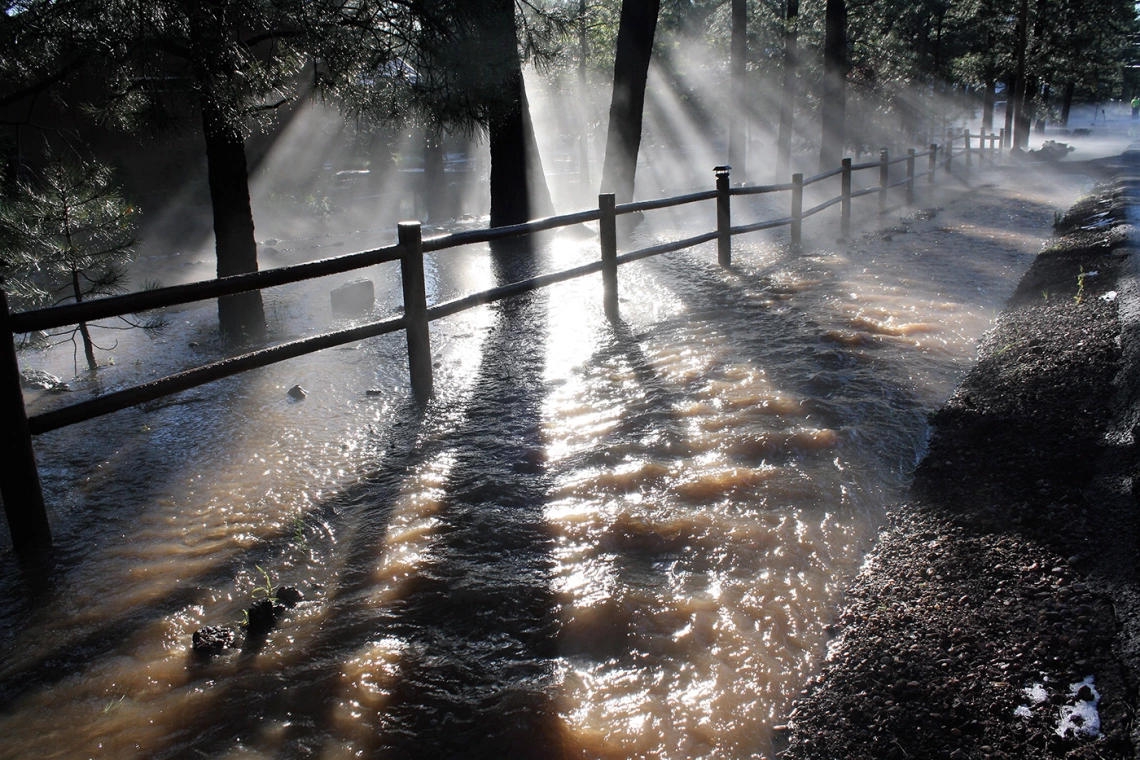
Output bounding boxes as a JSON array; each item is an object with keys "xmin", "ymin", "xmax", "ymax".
[{"xmin": 0, "ymin": 127, "xmax": 1004, "ymax": 552}]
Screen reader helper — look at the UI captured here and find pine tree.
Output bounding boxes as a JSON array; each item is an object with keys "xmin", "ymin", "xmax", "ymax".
[{"xmin": 0, "ymin": 157, "xmax": 164, "ymax": 373}]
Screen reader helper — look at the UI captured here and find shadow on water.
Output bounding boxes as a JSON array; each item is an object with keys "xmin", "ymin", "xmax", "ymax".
[
  {"xmin": 122, "ymin": 235, "xmax": 566, "ymax": 759},
  {"xmin": 367, "ymin": 240, "xmax": 562, "ymax": 759}
]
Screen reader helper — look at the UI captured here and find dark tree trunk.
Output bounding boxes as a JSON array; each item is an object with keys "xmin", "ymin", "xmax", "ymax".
[
  {"xmin": 982, "ymin": 78, "xmax": 995, "ymax": 131},
  {"xmin": 818, "ymin": 0, "xmax": 847, "ymax": 171},
  {"xmin": 1012, "ymin": 0, "xmax": 1030, "ymax": 149},
  {"xmin": 201, "ymin": 93, "xmax": 265, "ymax": 342},
  {"xmin": 600, "ymin": 0, "xmax": 661, "ymax": 204},
  {"xmin": 729, "ymin": 0, "xmax": 747, "ymax": 176},
  {"xmin": 1004, "ymin": 73, "xmax": 1016, "ymax": 145},
  {"xmin": 1035, "ymin": 83, "xmax": 1049, "ymax": 133},
  {"xmin": 1061, "ymin": 80, "xmax": 1075, "ymax": 126},
  {"xmin": 578, "ymin": 0, "xmax": 591, "ymax": 198},
  {"xmin": 487, "ymin": 0, "xmax": 553, "ymax": 228},
  {"xmin": 776, "ymin": 0, "xmax": 799, "ymax": 179}
]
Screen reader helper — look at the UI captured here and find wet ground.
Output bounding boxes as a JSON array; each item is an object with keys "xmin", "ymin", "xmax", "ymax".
[
  {"xmin": 0, "ymin": 156, "xmax": 1105, "ymax": 758},
  {"xmin": 781, "ymin": 170, "xmax": 1140, "ymax": 759}
]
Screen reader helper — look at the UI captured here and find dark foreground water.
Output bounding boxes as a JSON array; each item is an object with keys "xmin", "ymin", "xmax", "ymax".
[{"xmin": 0, "ymin": 174, "xmax": 1081, "ymax": 759}]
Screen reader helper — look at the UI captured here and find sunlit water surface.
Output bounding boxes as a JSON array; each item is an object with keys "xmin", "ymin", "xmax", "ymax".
[{"xmin": 0, "ymin": 171, "xmax": 1085, "ymax": 758}]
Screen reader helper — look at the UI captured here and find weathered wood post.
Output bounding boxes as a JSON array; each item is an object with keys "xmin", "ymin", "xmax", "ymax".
[
  {"xmin": 840, "ymin": 157, "xmax": 852, "ymax": 239},
  {"xmin": 964, "ymin": 130, "xmax": 972, "ymax": 169},
  {"xmin": 905, "ymin": 148, "xmax": 916, "ymax": 205},
  {"xmin": 999, "ymin": 128, "xmax": 1006, "ymax": 162},
  {"xmin": 790, "ymin": 173, "xmax": 803, "ymax": 247},
  {"xmin": 878, "ymin": 148, "xmax": 889, "ymax": 213},
  {"xmin": 600, "ymin": 193, "xmax": 618, "ymax": 320},
  {"xmin": 946, "ymin": 131, "xmax": 954, "ymax": 176},
  {"xmin": 928, "ymin": 144, "xmax": 938, "ymax": 187},
  {"xmin": 0, "ymin": 287, "xmax": 51, "ymax": 551},
  {"xmin": 715, "ymin": 166, "xmax": 732, "ymax": 267},
  {"xmin": 398, "ymin": 222, "xmax": 433, "ymax": 404}
]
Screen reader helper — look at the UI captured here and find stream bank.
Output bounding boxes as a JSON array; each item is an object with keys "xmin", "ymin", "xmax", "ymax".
[{"xmin": 780, "ymin": 166, "xmax": 1140, "ymax": 758}]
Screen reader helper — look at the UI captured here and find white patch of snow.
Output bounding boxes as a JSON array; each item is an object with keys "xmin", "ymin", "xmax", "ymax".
[{"xmin": 1055, "ymin": 676, "xmax": 1101, "ymax": 739}]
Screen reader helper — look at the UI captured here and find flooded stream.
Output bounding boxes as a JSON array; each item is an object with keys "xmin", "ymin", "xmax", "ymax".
[{"xmin": 0, "ymin": 169, "xmax": 1087, "ymax": 758}]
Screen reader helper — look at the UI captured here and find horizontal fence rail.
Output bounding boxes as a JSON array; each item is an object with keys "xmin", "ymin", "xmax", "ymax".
[{"xmin": 0, "ymin": 129, "xmax": 1001, "ymax": 551}]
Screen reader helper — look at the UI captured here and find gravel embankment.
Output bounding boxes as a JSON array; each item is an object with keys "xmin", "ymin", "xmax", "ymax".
[{"xmin": 780, "ymin": 170, "xmax": 1140, "ymax": 760}]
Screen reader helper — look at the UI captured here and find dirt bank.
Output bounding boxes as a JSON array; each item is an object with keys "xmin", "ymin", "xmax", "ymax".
[{"xmin": 779, "ymin": 171, "xmax": 1140, "ymax": 759}]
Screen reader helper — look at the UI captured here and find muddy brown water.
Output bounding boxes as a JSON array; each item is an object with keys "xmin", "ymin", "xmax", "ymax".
[{"xmin": 0, "ymin": 171, "xmax": 1087, "ymax": 758}]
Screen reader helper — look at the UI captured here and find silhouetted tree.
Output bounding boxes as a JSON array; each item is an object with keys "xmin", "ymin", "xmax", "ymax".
[{"xmin": 600, "ymin": 0, "xmax": 661, "ymax": 204}]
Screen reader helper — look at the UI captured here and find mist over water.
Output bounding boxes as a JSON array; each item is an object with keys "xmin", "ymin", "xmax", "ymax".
[{"xmin": 0, "ymin": 48, "xmax": 1124, "ymax": 758}]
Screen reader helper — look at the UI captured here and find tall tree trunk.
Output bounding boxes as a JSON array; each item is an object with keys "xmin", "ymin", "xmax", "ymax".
[
  {"xmin": 600, "ymin": 0, "xmax": 661, "ymax": 204},
  {"xmin": 1034, "ymin": 83, "xmax": 1049, "ymax": 133},
  {"xmin": 1061, "ymin": 80, "xmax": 1075, "ymax": 126},
  {"xmin": 488, "ymin": 0, "xmax": 553, "ymax": 228},
  {"xmin": 818, "ymin": 0, "xmax": 847, "ymax": 171},
  {"xmin": 728, "ymin": 0, "xmax": 747, "ymax": 176},
  {"xmin": 1012, "ymin": 0, "xmax": 1030, "ymax": 149},
  {"xmin": 776, "ymin": 0, "xmax": 799, "ymax": 179},
  {"xmin": 982, "ymin": 78, "xmax": 995, "ymax": 131},
  {"xmin": 201, "ymin": 93, "xmax": 265, "ymax": 342},
  {"xmin": 1004, "ymin": 73, "xmax": 1016, "ymax": 145},
  {"xmin": 578, "ymin": 0, "xmax": 591, "ymax": 199}
]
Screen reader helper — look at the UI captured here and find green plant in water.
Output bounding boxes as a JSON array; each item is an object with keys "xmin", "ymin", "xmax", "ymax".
[
  {"xmin": 1042, "ymin": 291, "xmax": 1050, "ymax": 302},
  {"xmin": 293, "ymin": 515, "xmax": 307, "ymax": 547},
  {"xmin": 1075, "ymin": 267, "xmax": 1086, "ymax": 304},
  {"xmin": 251, "ymin": 565, "xmax": 276, "ymax": 601}
]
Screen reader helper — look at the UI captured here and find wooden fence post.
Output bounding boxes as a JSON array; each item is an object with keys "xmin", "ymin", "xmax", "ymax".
[
  {"xmin": 906, "ymin": 148, "xmax": 916, "ymax": 205},
  {"xmin": 600, "ymin": 193, "xmax": 618, "ymax": 319},
  {"xmin": 999, "ymin": 128, "xmax": 1006, "ymax": 162},
  {"xmin": 715, "ymin": 166, "xmax": 732, "ymax": 267},
  {"xmin": 946, "ymin": 131, "xmax": 954, "ymax": 177},
  {"xmin": 879, "ymin": 148, "xmax": 889, "ymax": 213},
  {"xmin": 0, "ymin": 287, "xmax": 51, "ymax": 552},
  {"xmin": 398, "ymin": 222, "xmax": 433, "ymax": 405},
  {"xmin": 791, "ymin": 173, "xmax": 803, "ymax": 247},
  {"xmin": 928, "ymin": 144, "xmax": 937, "ymax": 187},
  {"xmin": 964, "ymin": 130, "xmax": 972, "ymax": 169},
  {"xmin": 840, "ymin": 158, "xmax": 852, "ymax": 239}
]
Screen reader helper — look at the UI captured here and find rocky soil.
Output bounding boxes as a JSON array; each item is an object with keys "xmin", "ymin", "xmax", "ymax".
[{"xmin": 780, "ymin": 175, "xmax": 1140, "ymax": 759}]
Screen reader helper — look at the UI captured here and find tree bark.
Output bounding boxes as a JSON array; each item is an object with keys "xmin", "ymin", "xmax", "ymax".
[
  {"xmin": 1061, "ymin": 80, "xmax": 1075, "ymax": 126},
  {"xmin": 728, "ymin": 0, "xmax": 747, "ymax": 176},
  {"xmin": 578, "ymin": 0, "xmax": 591, "ymax": 198},
  {"xmin": 600, "ymin": 0, "xmax": 661, "ymax": 204},
  {"xmin": 776, "ymin": 0, "xmax": 799, "ymax": 179},
  {"xmin": 982, "ymin": 78, "xmax": 995, "ymax": 131},
  {"xmin": 1012, "ymin": 0, "xmax": 1030, "ymax": 149},
  {"xmin": 201, "ymin": 93, "xmax": 265, "ymax": 342},
  {"xmin": 818, "ymin": 0, "xmax": 847, "ymax": 171},
  {"xmin": 488, "ymin": 0, "xmax": 553, "ymax": 228},
  {"xmin": 1004, "ymin": 73, "xmax": 1016, "ymax": 145}
]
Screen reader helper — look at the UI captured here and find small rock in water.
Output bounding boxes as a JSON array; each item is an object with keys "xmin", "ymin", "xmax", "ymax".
[
  {"xmin": 192, "ymin": 626, "xmax": 236, "ymax": 656},
  {"xmin": 275, "ymin": 586, "xmax": 304, "ymax": 608},
  {"xmin": 20, "ymin": 369, "xmax": 61, "ymax": 390},
  {"xmin": 288, "ymin": 385, "xmax": 307, "ymax": 400},
  {"xmin": 331, "ymin": 278, "xmax": 375, "ymax": 315},
  {"xmin": 244, "ymin": 599, "xmax": 284, "ymax": 639},
  {"xmin": 365, "ymin": 389, "xmax": 383, "ymax": 396}
]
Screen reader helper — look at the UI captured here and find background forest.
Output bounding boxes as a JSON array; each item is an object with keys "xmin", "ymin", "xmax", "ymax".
[{"xmin": 1, "ymin": 0, "xmax": 1136, "ymax": 340}]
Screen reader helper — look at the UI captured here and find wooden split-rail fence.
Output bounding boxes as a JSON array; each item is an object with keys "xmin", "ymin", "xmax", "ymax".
[{"xmin": 0, "ymin": 128, "xmax": 1006, "ymax": 553}]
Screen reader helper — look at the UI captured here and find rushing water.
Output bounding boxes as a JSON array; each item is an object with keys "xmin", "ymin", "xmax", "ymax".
[{"xmin": 0, "ymin": 172, "xmax": 1082, "ymax": 758}]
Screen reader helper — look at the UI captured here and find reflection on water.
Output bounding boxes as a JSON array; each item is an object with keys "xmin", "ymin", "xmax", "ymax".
[{"xmin": 0, "ymin": 174, "xmax": 1083, "ymax": 758}]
